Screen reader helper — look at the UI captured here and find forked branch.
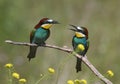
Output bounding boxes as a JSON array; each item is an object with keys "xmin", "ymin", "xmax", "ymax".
[{"xmin": 5, "ymin": 40, "xmax": 112, "ymax": 84}]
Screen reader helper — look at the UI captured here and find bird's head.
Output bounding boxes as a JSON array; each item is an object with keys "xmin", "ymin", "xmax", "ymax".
[
  {"xmin": 34, "ymin": 18, "xmax": 59, "ymax": 29},
  {"xmin": 70, "ymin": 24, "xmax": 88, "ymax": 39}
]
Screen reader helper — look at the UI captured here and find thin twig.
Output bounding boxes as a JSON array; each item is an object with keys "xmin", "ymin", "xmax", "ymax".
[{"xmin": 5, "ymin": 40, "xmax": 113, "ymax": 84}]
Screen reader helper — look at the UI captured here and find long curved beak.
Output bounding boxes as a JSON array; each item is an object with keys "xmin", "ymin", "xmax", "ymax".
[
  {"xmin": 69, "ymin": 24, "xmax": 77, "ymax": 31},
  {"xmin": 52, "ymin": 20, "xmax": 60, "ymax": 24}
]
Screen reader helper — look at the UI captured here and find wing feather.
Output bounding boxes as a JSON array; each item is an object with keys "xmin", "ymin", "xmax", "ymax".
[{"xmin": 30, "ymin": 29, "xmax": 36, "ymax": 43}]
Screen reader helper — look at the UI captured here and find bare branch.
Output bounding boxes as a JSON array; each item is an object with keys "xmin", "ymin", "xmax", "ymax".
[{"xmin": 5, "ymin": 40, "xmax": 113, "ymax": 84}]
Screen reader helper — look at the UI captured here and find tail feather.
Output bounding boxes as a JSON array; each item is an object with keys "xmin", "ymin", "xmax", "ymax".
[
  {"xmin": 27, "ymin": 46, "xmax": 37, "ymax": 61},
  {"xmin": 76, "ymin": 57, "xmax": 82, "ymax": 72}
]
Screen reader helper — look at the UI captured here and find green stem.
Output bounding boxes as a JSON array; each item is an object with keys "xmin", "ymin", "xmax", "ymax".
[
  {"xmin": 35, "ymin": 74, "xmax": 48, "ymax": 84},
  {"xmin": 8, "ymin": 69, "xmax": 13, "ymax": 84},
  {"xmin": 55, "ymin": 54, "xmax": 73, "ymax": 84}
]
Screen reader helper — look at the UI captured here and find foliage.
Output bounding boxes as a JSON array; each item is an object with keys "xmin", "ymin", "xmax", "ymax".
[{"xmin": 0, "ymin": 0, "xmax": 120, "ymax": 83}]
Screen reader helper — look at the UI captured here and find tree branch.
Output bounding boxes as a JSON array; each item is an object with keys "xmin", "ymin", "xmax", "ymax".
[{"xmin": 5, "ymin": 40, "xmax": 112, "ymax": 84}]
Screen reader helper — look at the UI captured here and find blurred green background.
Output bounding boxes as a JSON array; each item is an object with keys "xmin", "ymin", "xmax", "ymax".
[{"xmin": 0, "ymin": 0, "xmax": 120, "ymax": 84}]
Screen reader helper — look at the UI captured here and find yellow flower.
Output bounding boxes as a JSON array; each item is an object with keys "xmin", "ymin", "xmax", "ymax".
[
  {"xmin": 12, "ymin": 72, "xmax": 20, "ymax": 79},
  {"xmin": 79, "ymin": 79, "xmax": 87, "ymax": 84},
  {"xmin": 67, "ymin": 80, "xmax": 74, "ymax": 84},
  {"xmin": 106, "ymin": 70, "xmax": 114, "ymax": 77},
  {"xmin": 19, "ymin": 78, "xmax": 27, "ymax": 83},
  {"xmin": 48, "ymin": 68, "xmax": 55, "ymax": 74},
  {"xmin": 5, "ymin": 63, "xmax": 13, "ymax": 68},
  {"xmin": 77, "ymin": 44, "xmax": 85, "ymax": 51},
  {"xmin": 74, "ymin": 79, "xmax": 80, "ymax": 84}
]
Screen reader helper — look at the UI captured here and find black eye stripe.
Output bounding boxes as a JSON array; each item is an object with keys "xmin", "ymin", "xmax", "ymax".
[
  {"xmin": 78, "ymin": 30, "xmax": 86, "ymax": 34},
  {"xmin": 43, "ymin": 21, "xmax": 52, "ymax": 24},
  {"xmin": 47, "ymin": 22, "xmax": 52, "ymax": 24},
  {"xmin": 78, "ymin": 30, "xmax": 82, "ymax": 32}
]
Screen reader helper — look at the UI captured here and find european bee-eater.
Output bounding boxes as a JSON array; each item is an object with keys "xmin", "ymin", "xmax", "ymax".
[
  {"xmin": 70, "ymin": 25, "xmax": 89, "ymax": 72},
  {"xmin": 27, "ymin": 18, "xmax": 59, "ymax": 61}
]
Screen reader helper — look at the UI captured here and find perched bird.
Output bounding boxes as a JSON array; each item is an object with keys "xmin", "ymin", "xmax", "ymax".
[
  {"xmin": 27, "ymin": 18, "xmax": 59, "ymax": 61},
  {"xmin": 70, "ymin": 24, "xmax": 89, "ymax": 72}
]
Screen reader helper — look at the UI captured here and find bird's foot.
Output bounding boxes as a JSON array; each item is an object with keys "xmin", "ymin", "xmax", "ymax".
[{"xmin": 38, "ymin": 43, "xmax": 46, "ymax": 46}]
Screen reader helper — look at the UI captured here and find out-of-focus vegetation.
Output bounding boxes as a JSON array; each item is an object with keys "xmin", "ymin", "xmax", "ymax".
[{"xmin": 0, "ymin": 0, "xmax": 120, "ymax": 84}]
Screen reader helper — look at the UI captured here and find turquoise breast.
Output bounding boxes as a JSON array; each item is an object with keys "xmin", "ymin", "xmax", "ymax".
[
  {"xmin": 74, "ymin": 37, "xmax": 87, "ymax": 45},
  {"xmin": 32, "ymin": 28, "xmax": 50, "ymax": 44}
]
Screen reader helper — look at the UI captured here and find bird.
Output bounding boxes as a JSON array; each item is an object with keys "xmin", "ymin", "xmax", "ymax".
[
  {"xmin": 27, "ymin": 18, "xmax": 59, "ymax": 61},
  {"xmin": 70, "ymin": 24, "xmax": 89, "ymax": 72}
]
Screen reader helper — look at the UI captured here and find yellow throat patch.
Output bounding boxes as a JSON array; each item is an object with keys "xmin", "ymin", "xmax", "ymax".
[
  {"xmin": 41, "ymin": 24, "xmax": 53, "ymax": 29},
  {"xmin": 75, "ymin": 32, "xmax": 85, "ymax": 38}
]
